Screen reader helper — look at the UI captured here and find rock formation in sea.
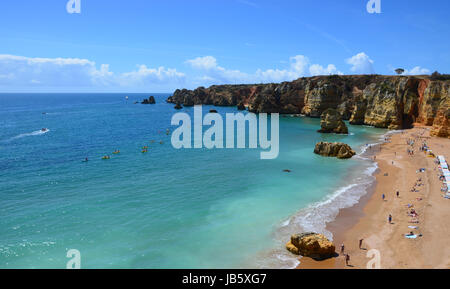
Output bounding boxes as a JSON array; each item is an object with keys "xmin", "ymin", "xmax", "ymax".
[
  {"xmin": 174, "ymin": 102, "xmax": 183, "ymax": 110},
  {"xmin": 237, "ymin": 102, "xmax": 246, "ymax": 111},
  {"xmin": 286, "ymin": 232, "xmax": 336, "ymax": 260},
  {"xmin": 167, "ymin": 75, "xmax": 450, "ymax": 138},
  {"xmin": 314, "ymin": 142, "xmax": 356, "ymax": 159},
  {"xmin": 142, "ymin": 96, "xmax": 156, "ymax": 104},
  {"xmin": 318, "ymin": 108, "xmax": 348, "ymax": 134}
]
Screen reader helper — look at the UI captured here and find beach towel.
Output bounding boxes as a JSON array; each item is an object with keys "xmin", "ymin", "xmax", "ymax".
[
  {"xmin": 408, "ymin": 226, "xmax": 418, "ymax": 229},
  {"xmin": 405, "ymin": 235, "xmax": 418, "ymax": 239}
]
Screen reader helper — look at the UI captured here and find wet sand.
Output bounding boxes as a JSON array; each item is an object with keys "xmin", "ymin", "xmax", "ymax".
[{"xmin": 298, "ymin": 126, "xmax": 450, "ymax": 269}]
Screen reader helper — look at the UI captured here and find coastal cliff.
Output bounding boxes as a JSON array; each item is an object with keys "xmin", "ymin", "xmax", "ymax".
[{"xmin": 167, "ymin": 75, "xmax": 450, "ymax": 137}]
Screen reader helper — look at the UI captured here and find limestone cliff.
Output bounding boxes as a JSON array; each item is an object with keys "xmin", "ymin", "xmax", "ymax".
[
  {"xmin": 167, "ymin": 75, "xmax": 450, "ymax": 137},
  {"xmin": 419, "ymin": 81, "xmax": 450, "ymax": 138}
]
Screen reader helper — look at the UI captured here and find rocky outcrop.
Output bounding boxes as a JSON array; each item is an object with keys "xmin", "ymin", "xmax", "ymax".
[
  {"xmin": 237, "ymin": 102, "xmax": 246, "ymax": 111},
  {"xmin": 314, "ymin": 142, "xmax": 356, "ymax": 159},
  {"xmin": 286, "ymin": 233, "xmax": 336, "ymax": 260},
  {"xmin": 318, "ymin": 108, "xmax": 348, "ymax": 134},
  {"xmin": 142, "ymin": 96, "xmax": 156, "ymax": 104},
  {"xmin": 419, "ymin": 81, "xmax": 450, "ymax": 138},
  {"xmin": 174, "ymin": 103, "xmax": 183, "ymax": 110},
  {"xmin": 167, "ymin": 75, "xmax": 450, "ymax": 137},
  {"xmin": 349, "ymin": 77, "xmax": 431, "ymax": 129},
  {"xmin": 431, "ymin": 106, "xmax": 450, "ymax": 138}
]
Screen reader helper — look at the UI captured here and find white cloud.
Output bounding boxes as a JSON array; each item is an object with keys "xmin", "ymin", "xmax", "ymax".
[
  {"xmin": 119, "ymin": 65, "xmax": 185, "ymax": 86},
  {"xmin": 3, "ymin": 53, "xmax": 413, "ymax": 92},
  {"xmin": 0, "ymin": 54, "xmax": 99, "ymax": 87},
  {"xmin": 346, "ymin": 52, "xmax": 375, "ymax": 74},
  {"xmin": 185, "ymin": 56, "xmax": 218, "ymax": 70},
  {"xmin": 404, "ymin": 66, "xmax": 430, "ymax": 75},
  {"xmin": 0, "ymin": 54, "xmax": 185, "ymax": 91},
  {"xmin": 290, "ymin": 55, "xmax": 310, "ymax": 75},
  {"xmin": 309, "ymin": 64, "xmax": 341, "ymax": 76},
  {"xmin": 186, "ymin": 55, "xmax": 342, "ymax": 85}
]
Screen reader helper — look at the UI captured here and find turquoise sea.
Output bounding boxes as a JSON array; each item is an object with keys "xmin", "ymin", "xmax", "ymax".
[{"xmin": 0, "ymin": 93, "xmax": 387, "ymax": 269}]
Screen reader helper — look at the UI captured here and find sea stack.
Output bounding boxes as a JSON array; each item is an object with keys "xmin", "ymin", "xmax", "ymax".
[
  {"xmin": 174, "ymin": 103, "xmax": 183, "ymax": 110},
  {"xmin": 318, "ymin": 108, "xmax": 348, "ymax": 134},
  {"xmin": 314, "ymin": 142, "xmax": 356, "ymax": 159},
  {"xmin": 286, "ymin": 233, "xmax": 336, "ymax": 260},
  {"xmin": 142, "ymin": 96, "xmax": 156, "ymax": 104}
]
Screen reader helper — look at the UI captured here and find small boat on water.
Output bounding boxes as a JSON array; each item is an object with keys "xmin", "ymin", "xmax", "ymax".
[
  {"xmin": 41, "ymin": 128, "xmax": 49, "ymax": 132},
  {"xmin": 102, "ymin": 156, "xmax": 111, "ymax": 160},
  {"xmin": 113, "ymin": 150, "xmax": 120, "ymax": 154}
]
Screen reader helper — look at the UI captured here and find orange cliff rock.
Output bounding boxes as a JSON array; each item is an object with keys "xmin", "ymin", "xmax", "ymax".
[
  {"xmin": 420, "ymin": 80, "xmax": 450, "ymax": 138},
  {"xmin": 167, "ymin": 75, "xmax": 450, "ymax": 138}
]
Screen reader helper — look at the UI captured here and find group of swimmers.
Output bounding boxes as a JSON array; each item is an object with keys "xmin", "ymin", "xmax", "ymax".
[
  {"xmin": 83, "ymin": 130, "xmax": 171, "ymax": 161},
  {"xmin": 82, "ymin": 141, "xmax": 165, "ymax": 162}
]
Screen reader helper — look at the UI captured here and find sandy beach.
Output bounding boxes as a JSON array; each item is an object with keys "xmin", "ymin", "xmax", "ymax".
[{"xmin": 298, "ymin": 126, "xmax": 450, "ymax": 269}]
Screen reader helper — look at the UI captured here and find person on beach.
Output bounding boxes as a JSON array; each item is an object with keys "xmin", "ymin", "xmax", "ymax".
[
  {"xmin": 340, "ymin": 244, "xmax": 345, "ymax": 255},
  {"xmin": 397, "ymin": 191, "xmax": 400, "ymax": 198},
  {"xmin": 345, "ymin": 254, "xmax": 350, "ymax": 266},
  {"xmin": 359, "ymin": 239, "xmax": 364, "ymax": 249},
  {"xmin": 388, "ymin": 214, "xmax": 393, "ymax": 224},
  {"xmin": 382, "ymin": 194, "xmax": 386, "ymax": 201}
]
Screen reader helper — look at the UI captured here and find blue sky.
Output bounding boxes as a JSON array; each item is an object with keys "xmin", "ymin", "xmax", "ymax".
[{"xmin": 0, "ymin": 0, "xmax": 449, "ymax": 92}]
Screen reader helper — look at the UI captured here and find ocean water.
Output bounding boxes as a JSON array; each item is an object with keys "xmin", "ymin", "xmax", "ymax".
[{"xmin": 0, "ymin": 93, "xmax": 387, "ymax": 269}]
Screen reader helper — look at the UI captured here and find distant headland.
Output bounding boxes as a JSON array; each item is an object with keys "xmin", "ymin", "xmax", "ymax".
[{"xmin": 167, "ymin": 73, "xmax": 450, "ymax": 138}]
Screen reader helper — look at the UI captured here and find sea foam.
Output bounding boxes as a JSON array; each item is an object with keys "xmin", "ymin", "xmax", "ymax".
[{"xmin": 269, "ymin": 131, "xmax": 399, "ymax": 269}]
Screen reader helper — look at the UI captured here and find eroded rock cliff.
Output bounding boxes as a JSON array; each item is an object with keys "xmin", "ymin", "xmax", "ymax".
[
  {"xmin": 167, "ymin": 75, "xmax": 450, "ymax": 137},
  {"xmin": 318, "ymin": 108, "xmax": 348, "ymax": 134}
]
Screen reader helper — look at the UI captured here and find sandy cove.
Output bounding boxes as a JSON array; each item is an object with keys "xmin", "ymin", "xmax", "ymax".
[{"xmin": 298, "ymin": 126, "xmax": 450, "ymax": 269}]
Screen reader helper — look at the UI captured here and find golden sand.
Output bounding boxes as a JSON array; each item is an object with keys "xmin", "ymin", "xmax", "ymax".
[{"xmin": 298, "ymin": 126, "xmax": 450, "ymax": 269}]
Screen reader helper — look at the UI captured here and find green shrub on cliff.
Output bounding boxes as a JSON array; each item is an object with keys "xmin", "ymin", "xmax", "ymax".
[{"xmin": 431, "ymin": 71, "xmax": 450, "ymax": 81}]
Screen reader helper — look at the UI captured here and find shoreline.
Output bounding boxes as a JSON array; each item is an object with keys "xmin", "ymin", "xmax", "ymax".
[{"xmin": 297, "ymin": 126, "xmax": 450, "ymax": 269}]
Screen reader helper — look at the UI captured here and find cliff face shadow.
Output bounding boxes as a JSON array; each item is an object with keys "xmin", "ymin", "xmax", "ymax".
[{"xmin": 403, "ymin": 113, "xmax": 417, "ymax": 129}]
